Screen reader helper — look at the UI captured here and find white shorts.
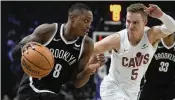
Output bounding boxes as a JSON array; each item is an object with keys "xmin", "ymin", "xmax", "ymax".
[{"xmin": 100, "ymin": 75, "xmax": 138, "ymax": 100}]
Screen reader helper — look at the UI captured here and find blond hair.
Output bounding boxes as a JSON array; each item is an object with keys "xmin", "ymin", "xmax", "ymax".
[{"xmin": 127, "ymin": 3, "xmax": 148, "ymax": 21}]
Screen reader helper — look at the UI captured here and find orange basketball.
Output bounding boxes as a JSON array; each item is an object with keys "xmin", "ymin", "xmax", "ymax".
[{"xmin": 21, "ymin": 44, "xmax": 54, "ymax": 78}]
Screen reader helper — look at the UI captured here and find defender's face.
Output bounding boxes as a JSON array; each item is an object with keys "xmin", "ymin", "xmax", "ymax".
[
  {"xmin": 126, "ymin": 12, "xmax": 146, "ymax": 37},
  {"xmin": 73, "ymin": 10, "xmax": 93, "ymax": 36}
]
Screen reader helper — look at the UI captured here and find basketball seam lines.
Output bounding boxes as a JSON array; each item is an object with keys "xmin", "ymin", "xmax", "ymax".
[
  {"xmin": 23, "ymin": 55, "xmax": 50, "ymax": 70},
  {"xmin": 34, "ymin": 50, "xmax": 53, "ymax": 69}
]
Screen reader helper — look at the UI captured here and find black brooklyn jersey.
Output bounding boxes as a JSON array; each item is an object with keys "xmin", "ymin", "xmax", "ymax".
[
  {"xmin": 144, "ymin": 39, "xmax": 175, "ymax": 84},
  {"xmin": 18, "ymin": 23, "xmax": 86, "ymax": 94}
]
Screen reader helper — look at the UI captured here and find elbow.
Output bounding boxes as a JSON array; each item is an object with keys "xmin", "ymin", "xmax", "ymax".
[{"xmin": 74, "ymin": 85, "xmax": 82, "ymax": 88}]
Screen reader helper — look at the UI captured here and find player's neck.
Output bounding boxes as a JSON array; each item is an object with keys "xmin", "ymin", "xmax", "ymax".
[
  {"xmin": 162, "ymin": 35, "xmax": 175, "ymax": 47},
  {"xmin": 63, "ymin": 23, "xmax": 79, "ymax": 41},
  {"xmin": 128, "ymin": 32, "xmax": 143, "ymax": 46}
]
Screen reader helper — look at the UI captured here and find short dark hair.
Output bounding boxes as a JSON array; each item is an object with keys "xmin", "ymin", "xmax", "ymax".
[
  {"xmin": 127, "ymin": 3, "xmax": 148, "ymax": 21},
  {"xmin": 68, "ymin": 3, "xmax": 92, "ymax": 15}
]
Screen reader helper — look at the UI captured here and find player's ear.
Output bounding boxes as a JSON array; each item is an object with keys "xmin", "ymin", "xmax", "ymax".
[
  {"xmin": 68, "ymin": 12, "xmax": 75, "ymax": 22},
  {"xmin": 69, "ymin": 15, "xmax": 75, "ymax": 22}
]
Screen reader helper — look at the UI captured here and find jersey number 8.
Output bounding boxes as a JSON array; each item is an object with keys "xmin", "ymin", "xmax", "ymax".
[{"xmin": 53, "ymin": 64, "xmax": 62, "ymax": 78}]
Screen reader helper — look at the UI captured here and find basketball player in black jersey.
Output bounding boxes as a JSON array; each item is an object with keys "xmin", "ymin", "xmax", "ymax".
[
  {"xmin": 139, "ymin": 32, "xmax": 175, "ymax": 100},
  {"xmin": 11, "ymin": 3, "xmax": 104, "ymax": 100}
]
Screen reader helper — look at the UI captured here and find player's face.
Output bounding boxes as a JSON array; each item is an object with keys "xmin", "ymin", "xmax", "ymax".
[
  {"xmin": 73, "ymin": 10, "xmax": 93, "ymax": 36},
  {"xmin": 126, "ymin": 12, "xmax": 147, "ymax": 38}
]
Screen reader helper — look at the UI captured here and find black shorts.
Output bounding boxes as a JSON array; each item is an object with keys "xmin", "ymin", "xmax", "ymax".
[
  {"xmin": 138, "ymin": 82, "xmax": 175, "ymax": 100},
  {"xmin": 16, "ymin": 85, "xmax": 63, "ymax": 100}
]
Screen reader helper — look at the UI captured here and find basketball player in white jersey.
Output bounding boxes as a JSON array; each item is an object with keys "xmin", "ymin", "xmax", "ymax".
[{"xmin": 93, "ymin": 3, "xmax": 175, "ymax": 100}]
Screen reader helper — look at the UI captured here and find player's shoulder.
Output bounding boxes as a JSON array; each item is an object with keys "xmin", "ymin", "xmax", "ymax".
[
  {"xmin": 116, "ymin": 29, "xmax": 127, "ymax": 34},
  {"xmin": 32, "ymin": 23, "xmax": 58, "ymax": 36},
  {"xmin": 84, "ymin": 35, "xmax": 94, "ymax": 46},
  {"xmin": 36, "ymin": 23, "xmax": 58, "ymax": 32},
  {"xmin": 82, "ymin": 35, "xmax": 94, "ymax": 53},
  {"xmin": 144, "ymin": 26, "xmax": 150, "ymax": 31},
  {"xmin": 112, "ymin": 29, "xmax": 127, "ymax": 40},
  {"xmin": 32, "ymin": 23, "xmax": 59, "ymax": 43}
]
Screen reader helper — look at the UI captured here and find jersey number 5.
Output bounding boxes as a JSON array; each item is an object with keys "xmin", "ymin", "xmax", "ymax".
[
  {"xmin": 131, "ymin": 68, "xmax": 139, "ymax": 80},
  {"xmin": 53, "ymin": 64, "xmax": 62, "ymax": 78}
]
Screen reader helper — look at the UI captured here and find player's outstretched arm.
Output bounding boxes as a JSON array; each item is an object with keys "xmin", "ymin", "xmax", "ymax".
[
  {"xmin": 93, "ymin": 33, "xmax": 120, "ymax": 54},
  {"xmin": 11, "ymin": 23, "xmax": 56, "ymax": 60},
  {"xmin": 72, "ymin": 36, "xmax": 104, "ymax": 88},
  {"xmin": 143, "ymin": 4, "xmax": 175, "ymax": 43}
]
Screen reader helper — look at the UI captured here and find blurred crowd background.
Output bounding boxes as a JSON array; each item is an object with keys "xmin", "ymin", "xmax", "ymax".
[{"xmin": 1, "ymin": 1, "xmax": 175, "ymax": 100}]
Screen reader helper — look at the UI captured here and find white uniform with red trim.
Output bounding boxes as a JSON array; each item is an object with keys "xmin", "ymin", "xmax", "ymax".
[{"xmin": 100, "ymin": 28, "xmax": 158, "ymax": 100}]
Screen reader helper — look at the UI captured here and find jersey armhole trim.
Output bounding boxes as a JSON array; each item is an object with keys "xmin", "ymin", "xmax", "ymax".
[
  {"xmin": 161, "ymin": 38, "xmax": 175, "ymax": 49},
  {"xmin": 145, "ymin": 31, "xmax": 158, "ymax": 51},
  {"xmin": 29, "ymin": 77, "xmax": 57, "ymax": 94}
]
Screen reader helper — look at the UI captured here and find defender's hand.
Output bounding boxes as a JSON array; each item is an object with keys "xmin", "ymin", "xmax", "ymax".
[
  {"xmin": 84, "ymin": 54, "xmax": 105, "ymax": 75},
  {"xmin": 142, "ymin": 4, "xmax": 163, "ymax": 18},
  {"xmin": 88, "ymin": 54, "xmax": 105, "ymax": 64}
]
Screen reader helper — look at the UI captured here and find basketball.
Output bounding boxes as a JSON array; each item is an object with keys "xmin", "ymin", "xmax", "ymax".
[{"xmin": 21, "ymin": 44, "xmax": 54, "ymax": 78}]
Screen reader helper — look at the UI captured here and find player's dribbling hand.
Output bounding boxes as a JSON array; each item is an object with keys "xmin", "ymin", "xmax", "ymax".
[
  {"xmin": 142, "ymin": 4, "xmax": 164, "ymax": 18},
  {"xmin": 21, "ymin": 41, "xmax": 42, "ymax": 55},
  {"xmin": 85, "ymin": 54, "xmax": 105, "ymax": 75}
]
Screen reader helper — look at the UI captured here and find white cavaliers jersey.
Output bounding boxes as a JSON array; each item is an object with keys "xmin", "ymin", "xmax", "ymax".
[{"xmin": 109, "ymin": 28, "xmax": 158, "ymax": 92}]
